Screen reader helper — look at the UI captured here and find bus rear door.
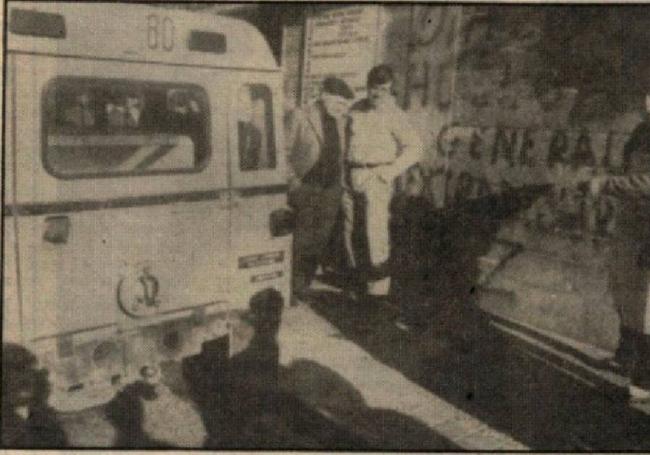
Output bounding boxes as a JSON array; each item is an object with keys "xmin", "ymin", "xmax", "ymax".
[{"xmin": 229, "ymin": 77, "xmax": 292, "ymax": 310}]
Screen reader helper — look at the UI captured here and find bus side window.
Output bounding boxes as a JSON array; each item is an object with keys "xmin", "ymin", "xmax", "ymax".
[{"xmin": 238, "ymin": 84, "xmax": 276, "ymax": 171}]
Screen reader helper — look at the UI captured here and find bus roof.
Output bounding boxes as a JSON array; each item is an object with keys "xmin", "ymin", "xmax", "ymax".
[{"xmin": 7, "ymin": 2, "xmax": 279, "ymax": 71}]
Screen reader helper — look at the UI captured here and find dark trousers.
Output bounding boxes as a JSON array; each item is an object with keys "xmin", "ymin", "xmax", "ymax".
[
  {"xmin": 289, "ymin": 183, "xmax": 342, "ymax": 292},
  {"xmin": 617, "ymin": 327, "xmax": 650, "ymax": 389},
  {"xmin": 609, "ymin": 233, "xmax": 650, "ymax": 390}
]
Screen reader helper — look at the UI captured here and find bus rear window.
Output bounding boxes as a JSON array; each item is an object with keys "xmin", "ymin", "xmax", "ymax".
[{"xmin": 43, "ymin": 78, "xmax": 210, "ymax": 178}]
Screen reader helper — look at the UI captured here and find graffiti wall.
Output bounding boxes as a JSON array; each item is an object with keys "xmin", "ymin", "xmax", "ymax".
[
  {"xmin": 436, "ymin": 126, "xmax": 629, "ymax": 235},
  {"xmin": 379, "ymin": 5, "xmax": 460, "ymax": 115},
  {"xmin": 454, "ymin": 6, "xmax": 649, "ymax": 131},
  {"xmin": 373, "ymin": 4, "xmax": 650, "ymax": 239},
  {"xmin": 382, "ymin": 4, "xmax": 650, "ymax": 350}
]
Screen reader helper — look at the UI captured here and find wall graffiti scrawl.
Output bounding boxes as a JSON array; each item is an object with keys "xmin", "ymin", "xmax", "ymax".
[
  {"xmin": 381, "ymin": 4, "xmax": 650, "ymax": 238},
  {"xmin": 415, "ymin": 125, "xmax": 631, "ymax": 235},
  {"xmin": 402, "ymin": 5, "xmax": 459, "ymax": 112},
  {"xmin": 453, "ymin": 5, "xmax": 647, "ymax": 130}
]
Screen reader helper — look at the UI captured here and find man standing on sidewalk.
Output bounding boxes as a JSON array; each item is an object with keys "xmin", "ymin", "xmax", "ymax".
[
  {"xmin": 343, "ymin": 65, "xmax": 423, "ymax": 310},
  {"xmin": 285, "ymin": 77, "xmax": 355, "ymax": 303},
  {"xmin": 590, "ymin": 84, "xmax": 650, "ymax": 405}
]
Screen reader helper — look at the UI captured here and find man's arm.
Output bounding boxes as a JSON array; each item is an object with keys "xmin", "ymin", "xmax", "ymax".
[
  {"xmin": 622, "ymin": 123, "xmax": 647, "ymax": 170},
  {"xmin": 284, "ymin": 108, "xmax": 306, "ymax": 184},
  {"xmin": 590, "ymin": 122, "xmax": 650, "ymax": 198},
  {"xmin": 383, "ymin": 110, "xmax": 423, "ymax": 181},
  {"xmin": 600, "ymin": 173, "xmax": 650, "ymax": 198}
]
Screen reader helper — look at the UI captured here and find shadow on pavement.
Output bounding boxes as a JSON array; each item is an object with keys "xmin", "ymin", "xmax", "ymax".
[
  {"xmin": 1, "ymin": 343, "xmax": 68, "ymax": 448},
  {"xmin": 181, "ymin": 288, "xmax": 459, "ymax": 450},
  {"xmin": 104, "ymin": 381, "xmax": 170, "ymax": 448},
  {"xmin": 282, "ymin": 358, "xmax": 460, "ymax": 450},
  {"xmin": 310, "ymin": 189, "xmax": 650, "ymax": 451}
]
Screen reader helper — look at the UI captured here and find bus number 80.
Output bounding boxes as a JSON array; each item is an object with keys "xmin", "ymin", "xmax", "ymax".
[{"xmin": 147, "ymin": 14, "xmax": 174, "ymax": 51}]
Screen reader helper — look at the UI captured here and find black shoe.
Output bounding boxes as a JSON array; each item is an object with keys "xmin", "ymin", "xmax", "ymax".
[
  {"xmin": 629, "ymin": 385, "xmax": 650, "ymax": 405},
  {"xmin": 343, "ymin": 287, "xmax": 362, "ymax": 303},
  {"xmin": 292, "ymin": 287, "xmax": 313, "ymax": 306},
  {"xmin": 362, "ymin": 294, "xmax": 393, "ymax": 307},
  {"xmin": 349, "ymin": 294, "xmax": 383, "ymax": 318}
]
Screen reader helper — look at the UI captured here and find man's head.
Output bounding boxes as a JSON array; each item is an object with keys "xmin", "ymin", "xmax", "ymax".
[
  {"xmin": 320, "ymin": 77, "xmax": 354, "ymax": 118},
  {"xmin": 367, "ymin": 64, "xmax": 395, "ymax": 108}
]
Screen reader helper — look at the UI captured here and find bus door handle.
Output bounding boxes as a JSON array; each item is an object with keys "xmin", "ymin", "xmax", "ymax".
[
  {"xmin": 210, "ymin": 193, "xmax": 237, "ymax": 210},
  {"xmin": 270, "ymin": 208, "xmax": 294, "ymax": 237},
  {"xmin": 43, "ymin": 215, "xmax": 70, "ymax": 244},
  {"xmin": 229, "ymin": 191, "xmax": 241, "ymax": 209}
]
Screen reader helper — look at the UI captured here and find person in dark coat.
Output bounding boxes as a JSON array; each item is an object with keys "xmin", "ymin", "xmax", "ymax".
[
  {"xmin": 285, "ymin": 77, "xmax": 355, "ymax": 302},
  {"xmin": 590, "ymin": 85, "xmax": 650, "ymax": 405}
]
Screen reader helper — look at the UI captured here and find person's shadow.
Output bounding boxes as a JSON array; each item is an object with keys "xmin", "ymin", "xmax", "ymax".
[
  {"xmin": 181, "ymin": 287, "xmax": 459, "ymax": 449},
  {"xmin": 217, "ymin": 288, "xmax": 284, "ymax": 447},
  {"xmin": 181, "ymin": 288, "xmax": 288, "ymax": 448},
  {"xmin": 104, "ymin": 381, "xmax": 170, "ymax": 448},
  {"xmin": 281, "ymin": 358, "xmax": 460, "ymax": 450},
  {"xmin": 1, "ymin": 343, "xmax": 68, "ymax": 448}
]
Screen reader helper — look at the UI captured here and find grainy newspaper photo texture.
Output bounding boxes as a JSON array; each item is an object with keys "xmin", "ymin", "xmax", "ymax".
[{"xmin": 2, "ymin": 1, "xmax": 650, "ymax": 450}]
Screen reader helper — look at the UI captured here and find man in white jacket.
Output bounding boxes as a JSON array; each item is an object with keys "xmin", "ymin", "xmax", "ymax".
[{"xmin": 343, "ymin": 65, "xmax": 423, "ymax": 305}]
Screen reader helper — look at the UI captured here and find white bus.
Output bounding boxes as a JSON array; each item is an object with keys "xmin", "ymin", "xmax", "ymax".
[{"xmin": 4, "ymin": 2, "xmax": 293, "ymax": 411}]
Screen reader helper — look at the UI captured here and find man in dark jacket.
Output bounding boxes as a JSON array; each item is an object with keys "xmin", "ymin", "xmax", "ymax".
[
  {"xmin": 285, "ymin": 77, "xmax": 355, "ymax": 302},
  {"xmin": 591, "ymin": 86, "xmax": 650, "ymax": 405}
]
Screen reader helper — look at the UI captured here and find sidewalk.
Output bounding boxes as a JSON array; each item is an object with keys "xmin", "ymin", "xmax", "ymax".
[{"xmin": 278, "ymin": 300, "xmax": 528, "ymax": 450}]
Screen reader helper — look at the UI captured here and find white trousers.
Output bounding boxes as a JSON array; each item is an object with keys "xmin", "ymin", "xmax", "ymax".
[{"xmin": 342, "ymin": 168, "xmax": 393, "ymax": 296}]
